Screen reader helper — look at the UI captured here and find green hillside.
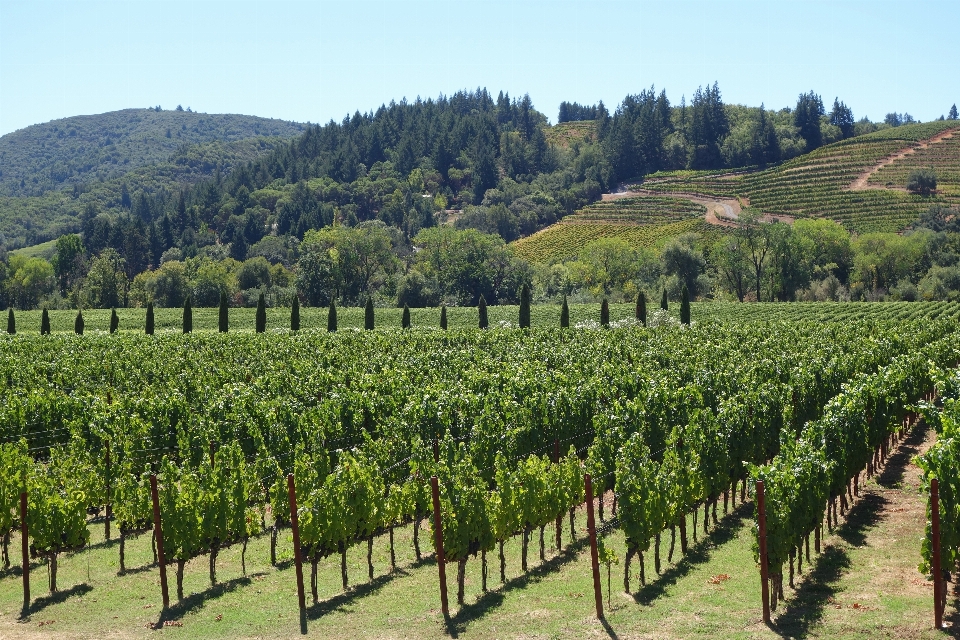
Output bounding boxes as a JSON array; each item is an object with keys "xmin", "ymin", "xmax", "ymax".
[
  {"xmin": 0, "ymin": 109, "xmax": 304, "ymax": 248},
  {"xmin": 0, "ymin": 108, "xmax": 305, "ymax": 197},
  {"xmin": 641, "ymin": 120, "xmax": 960, "ymax": 233}
]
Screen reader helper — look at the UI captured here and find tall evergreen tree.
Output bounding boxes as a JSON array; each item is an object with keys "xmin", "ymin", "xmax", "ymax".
[
  {"xmin": 950, "ymin": 104, "xmax": 958, "ymax": 120},
  {"xmin": 478, "ymin": 295, "xmax": 488, "ymax": 329},
  {"xmin": 365, "ymin": 297, "xmax": 375, "ymax": 330},
  {"xmin": 256, "ymin": 293, "xmax": 267, "ymax": 333},
  {"xmin": 183, "ymin": 296, "xmax": 193, "ymax": 334},
  {"xmin": 402, "ymin": 304, "xmax": 411, "ymax": 329},
  {"xmin": 327, "ymin": 300, "xmax": 337, "ymax": 332},
  {"xmin": 560, "ymin": 295, "xmax": 569, "ymax": 328},
  {"xmin": 219, "ymin": 291, "xmax": 229, "ymax": 333},
  {"xmin": 7, "ymin": 308, "xmax": 15, "ymax": 335},
  {"xmin": 110, "ymin": 308, "xmax": 119, "ymax": 334},
  {"xmin": 75, "ymin": 310, "xmax": 84, "ymax": 335},
  {"xmin": 829, "ymin": 97, "xmax": 855, "ymax": 139},
  {"xmin": 661, "ymin": 288, "xmax": 668, "ymax": 311},
  {"xmin": 519, "ymin": 283, "xmax": 531, "ymax": 329},
  {"xmin": 146, "ymin": 302, "xmax": 154, "ymax": 335},
  {"xmin": 291, "ymin": 296, "xmax": 300, "ymax": 332},
  {"xmin": 680, "ymin": 285, "xmax": 691, "ymax": 325},
  {"xmin": 440, "ymin": 304, "xmax": 448, "ymax": 330},
  {"xmin": 600, "ymin": 298, "xmax": 610, "ymax": 327},
  {"xmin": 636, "ymin": 292, "xmax": 647, "ymax": 326},
  {"xmin": 795, "ymin": 91, "xmax": 825, "ymax": 151},
  {"xmin": 41, "ymin": 308, "xmax": 50, "ymax": 335}
]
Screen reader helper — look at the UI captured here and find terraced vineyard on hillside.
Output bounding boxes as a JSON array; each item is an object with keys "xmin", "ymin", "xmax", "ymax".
[
  {"xmin": 512, "ymin": 218, "xmax": 722, "ymax": 263},
  {"xmin": 641, "ymin": 121, "xmax": 960, "ymax": 233}
]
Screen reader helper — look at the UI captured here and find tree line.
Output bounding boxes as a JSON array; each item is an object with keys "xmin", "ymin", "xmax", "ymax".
[{"xmin": 3, "ymin": 201, "xmax": 959, "ymax": 312}]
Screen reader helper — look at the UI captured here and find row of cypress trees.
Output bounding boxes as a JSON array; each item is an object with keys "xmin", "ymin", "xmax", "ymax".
[{"xmin": 4, "ymin": 286, "xmax": 691, "ymax": 336}]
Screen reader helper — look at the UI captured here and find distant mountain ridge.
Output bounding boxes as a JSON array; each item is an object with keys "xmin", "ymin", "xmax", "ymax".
[{"xmin": 0, "ymin": 108, "xmax": 306, "ymax": 198}]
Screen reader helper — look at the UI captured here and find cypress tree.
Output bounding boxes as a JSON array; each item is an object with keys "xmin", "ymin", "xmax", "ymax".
[
  {"xmin": 661, "ymin": 288, "xmax": 668, "ymax": 311},
  {"xmin": 402, "ymin": 304, "xmax": 411, "ymax": 329},
  {"xmin": 637, "ymin": 291, "xmax": 647, "ymax": 326},
  {"xmin": 145, "ymin": 302, "xmax": 155, "ymax": 335},
  {"xmin": 478, "ymin": 295, "xmax": 488, "ymax": 329},
  {"xmin": 75, "ymin": 310, "xmax": 84, "ymax": 335},
  {"xmin": 680, "ymin": 285, "xmax": 691, "ymax": 325},
  {"xmin": 440, "ymin": 304, "xmax": 447, "ymax": 330},
  {"xmin": 560, "ymin": 295, "xmax": 569, "ymax": 328},
  {"xmin": 364, "ymin": 297, "xmax": 374, "ymax": 330},
  {"xmin": 291, "ymin": 296, "xmax": 300, "ymax": 332},
  {"xmin": 600, "ymin": 298, "xmax": 610, "ymax": 327},
  {"xmin": 110, "ymin": 308, "xmax": 119, "ymax": 334},
  {"xmin": 519, "ymin": 283, "xmax": 531, "ymax": 329},
  {"xmin": 7, "ymin": 308, "xmax": 15, "ymax": 335},
  {"xmin": 41, "ymin": 308, "xmax": 50, "ymax": 335},
  {"xmin": 256, "ymin": 293, "xmax": 267, "ymax": 333},
  {"xmin": 219, "ymin": 291, "xmax": 229, "ymax": 333},
  {"xmin": 327, "ymin": 300, "xmax": 337, "ymax": 332},
  {"xmin": 183, "ymin": 296, "xmax": 193, "ymax": 334}
]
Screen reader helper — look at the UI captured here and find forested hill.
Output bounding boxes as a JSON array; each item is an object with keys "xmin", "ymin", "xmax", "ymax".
[{"xmin": 0, "ymin": 108, "xmax": 306, "ymax": 197}]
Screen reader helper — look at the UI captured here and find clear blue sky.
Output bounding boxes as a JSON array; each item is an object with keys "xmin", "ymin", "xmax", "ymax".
[{"xmin": 1, "ymin": 0, "xmax": 957, "ymax": 136}]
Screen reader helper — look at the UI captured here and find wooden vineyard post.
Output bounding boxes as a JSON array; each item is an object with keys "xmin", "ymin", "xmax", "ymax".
[
  {"xmin": 431, "ymin": 475, "xmax": 449, "ymax": 617},
  {"xmin": 757, "ymin": 480, "xmax": 771, "ymax": 625},
  {"xmin": 433, "ymin": 438, "xmax": 440, "ymax": 464},
  {"xmin": 554, "ymin": 439, "xmax": 562, "ymax": 551},
  {"xmin": 149, "ymin": 474, "xmax": 170, "ymax": 610},
  {"xmin": 585, "ymin": 473, "xmax": 603, "ymax": 619},
  {"xmin": 20, "ymin": 491, "xmax": 29, "ymax": 617},
  {"xmin": 105, "ymin": 441, "xmax": 111, "ymax": 541},
  {"xmin": 287, "ymin": 474, "xmax": 306, "ymax": 615},
  {"xmin": 932, "ymin": 478, "xmax": 944, "ymax": 629},
  {"xmin": 209, "ymin": 441, "xmax": 216, "ymax": 468}
]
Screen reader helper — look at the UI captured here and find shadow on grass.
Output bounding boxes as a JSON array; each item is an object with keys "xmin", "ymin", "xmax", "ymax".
[
  {"xmin": 630, "ymin": 501, "xmax": 753, "ymax": 606},
  {"xmin": 444, "ymin": 538, "xmax": 590, "ymax": 637},
  {"xmin": 117, "ymin": 561, "xmax": 158, "ymax": 577},
  {"xmin": 152, "ymin": 574, "xmax": 259, "ymax": 625},
  {"xmin": 305, "ymin": 566, "xmax": 412, "ymax": 619},
  {"xmin": 771, "ymin": 422, "xmax": 924, "ymax": 637},
  {"xmin": 22, "ymin": 582, "xmax": 94, "ymax": 618}
]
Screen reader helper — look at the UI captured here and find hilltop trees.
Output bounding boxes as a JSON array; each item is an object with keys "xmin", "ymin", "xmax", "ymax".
[
  {"xmin": 830, "ymin": 98, "xmax": 855, "ymax": 139},
  {"xmin": 950, "ymin": 104, "xmax": 958, "ymax": 120},
  {"xmin": 795, "ymin": 91, "xmax": 825, "ymax": 151}
]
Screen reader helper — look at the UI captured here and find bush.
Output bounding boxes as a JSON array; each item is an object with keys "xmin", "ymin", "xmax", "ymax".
[{"xmin": 907, "ymin": 169, "xmax": 937, "ymax": 196}]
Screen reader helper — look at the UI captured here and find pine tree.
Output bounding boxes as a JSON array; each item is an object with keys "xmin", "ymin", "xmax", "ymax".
[
  {"xmin": 600, "ymin": 298, "xmax": 610, "ymax": 327},
  {"xmin": 291, "ymin": 296, "xmax": 300, "ymax": 332},
  {"xmin": 636, "ymin": 292, "xmax": 647, "ymax": 326},
  {"xmin": 75, "ymin": 310, "xmax": 84, "ymax": 335},
  {"xmin": 440, "ymin": 304, "xmax": 448, "ymax": 330},
  {"xmin": 110, "ymin": 308, "xmax": 119, "ymax": 334},
  {"xmin": 146, "ymin": 302, "xmax": 155, "ymax": 335},
  {"xmin": 41, "ymin": 308, "xmax": 51, "ymax": 335},
  {"xmin": 219, "ymin": 291, "xmax": 229, "ymax": 333},
  {"xmin": 365, "ymin": 297, "xmax": 375, "ymax": 330},
  {"xmin": 950, "ymin": 104, "xmax": 958, "ymax": 120},
  {"xmin": 519, "ymin": 284, "xmax": 531, "ymax": 329},
  {"xmin": 661, "ymin": 288, "xmax": 668, "ymax": 311},
  {"xmin": 327, "ymin": 300, "xmax": 337, "ymax": 332},
  {"xmin": 7, "ymin": 308, "xmax": 15, "ymax": 335},
  {"xmin": 478, "ymin": 295, "xmax": 488, "ymax": 329},
  {"xmin": 402, "ymin": 304, "xmax": 411, "ymax": 329},
  {"xmin": 183, "ymin": 296, "xmax": 193, "ymax": 334},
  {"xmin": 680, "ymin": 285, "xmax": 691, "ymax": 325},
  {"xmin": 256, "ymin": 293, "xmax": 267, "ymax": 333},
  {"xmin": 560, "ymin": 295, "xmax": 569, "ymax": 328}
]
